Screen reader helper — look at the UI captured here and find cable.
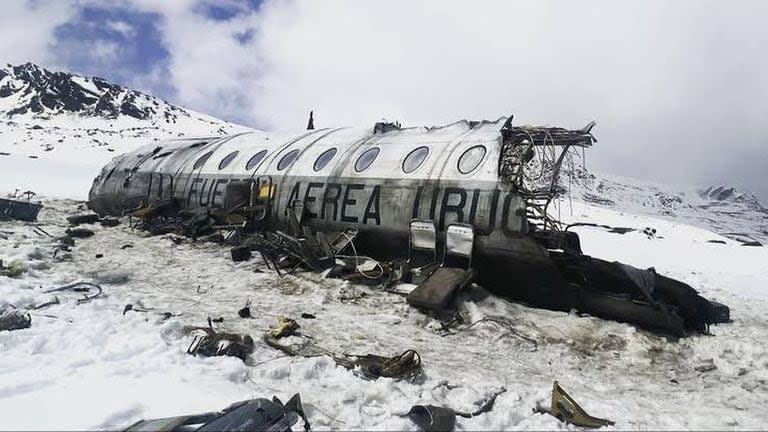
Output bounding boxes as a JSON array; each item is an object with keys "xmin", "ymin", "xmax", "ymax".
[{"xmin": 335, "ymin": 231, "xmax": 385, "ymax": 279}]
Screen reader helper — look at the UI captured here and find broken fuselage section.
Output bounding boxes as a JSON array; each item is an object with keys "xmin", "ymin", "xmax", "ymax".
[{"xmin": 87, "ymin": 116, "xmax": 725, "ymax": 335}]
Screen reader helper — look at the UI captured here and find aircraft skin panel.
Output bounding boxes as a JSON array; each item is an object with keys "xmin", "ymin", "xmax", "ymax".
[{"xmin": 88, "ymin": 117, "xmax": 528, "ymax": 255}]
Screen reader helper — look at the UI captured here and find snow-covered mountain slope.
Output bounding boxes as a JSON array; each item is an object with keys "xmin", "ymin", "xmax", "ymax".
[
  {"xmin": 1, "ymin": 198, "xmax": 766, "ymax": 430},
  {"xmin": 0, "ymin": 63, "xmax": 251, "ymax": 198},
  {"xmin": 551, "ymin": 165, "xmax": 768, "ymax": 245}
]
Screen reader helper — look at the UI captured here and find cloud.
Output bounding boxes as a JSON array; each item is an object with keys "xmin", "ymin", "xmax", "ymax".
[
  {"xmin": 2, "ymin": 0, "xmax": 767, "ymax": 199},
  {"xmin": 121, "ymin": 0, "xmax": 264, "ymax": 125},
  {"xmin": 243, "ymin": 0, "xmax": 768, "ymax": 198},
  {"xmin": 105, "ymin": 20, "xmax": 135, "ymax": 38},
  {"xmin": 0, "ymin": 0, "xmax": 76, "ymax": 67},
  {"xmin": 51, "ymin": 4, "xmax": 172, "ymax": 98}
]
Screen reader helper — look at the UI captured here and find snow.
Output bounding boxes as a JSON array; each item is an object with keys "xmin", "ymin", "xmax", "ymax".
[
  {"xmin": 70, "ymin": 76, "xmax": 101, "ymax": 96},
  {"xmin": 1, "ymin": 198, "xmax": 767, "ymax": 430},
  {"xmin": 0, "ymin": 113, "xmax": 250, "ymax": 199}
]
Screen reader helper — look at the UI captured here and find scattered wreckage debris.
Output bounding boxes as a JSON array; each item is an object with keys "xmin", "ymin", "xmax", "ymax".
[
  {"xmin": 0, "ymin": 259, "xmax": 26, "ymax": 277},
  {"xmin": 32, "ymin": 225, "xmax": 53, "ymax": 238},
  {"xmin": 407, "ymin": 222, "xmax": 476, "ymax": 314},
  {"xmin": 1, "ymin": 191, "xmax": 42, "ymax": 222},
  {"xmin": 336, "ymin": 349, "xmax": 423, "ymax": 381},
  {"xmin": 440, "ymin": 315, "xmax": 539, "ymax": 347},
  {"xmin": 100, "ymin": 218, "xmax": 120, "ymax": 227},
  {"xmin": 185, "ymin": 317, "xmax": 254, "ymax": 362},
  {"xmin": 125, "ymin": 393, "xmax": 310, "ymax": 432},
  {"xmin": 230, "ymin": 245, "xmax": 251, "ymax": 262},
  {"xmin": 44, "ymin": 281, "xmax": 103, "ymax": 304},
  {"xmin": 534, "ymin": 381, "xmax": 614, "ymax": 428},
  {"xmin": 269, "ymin": 316, "xmax": 301, "ymax": 338},
  {"xmin": 0, "ymin": 306, "xmax": 32, "ymax": 332},
  {"xmin": 406, "ymin": 388, "xmax": 507, "ymax": 432},
  {"xmin": 57, "ymin": 236, "xmax": 75, "ymax": 247},
  {"xmin": 122, "ymin": 303, "xmax": 180, "ymax": 321},
  {"xmin": 33, "ymin": 297, "xmax": 61, "ymax": 310},
  {"xmin": 237, "ymin": 299, "xmax": 252, "ymax": 318},
  {"xmin": 66, "ymin": 213, "xmax": 100, "ymax": 225},
  {"xmin": 125, "ymin": 192, "xmax": 727, "ymax": 336},
  {"xmin": 85, "ymin": 116, "xmax": 731, "ymax": 337},
  {"xmin": 65, "ymin": 227, "xmax": 94, "ymax": 238},
  {"xmin": 264, "ymin": 316, "xmax": 423, "ymax": 381}
]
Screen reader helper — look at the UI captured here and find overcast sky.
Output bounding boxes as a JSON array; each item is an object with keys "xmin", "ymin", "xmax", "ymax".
[{"xmin": 1, "ymin": 0, "xmax": 766, "ymax": 201}]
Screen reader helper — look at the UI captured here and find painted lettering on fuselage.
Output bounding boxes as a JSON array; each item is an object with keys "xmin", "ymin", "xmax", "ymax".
[
  {"xmin": 168, "ymin": 177, "xmax": 522, "ymax": 235},
  {"xmin": 279, "ymin": 181, "xmax": 521, "ymax": 234}
]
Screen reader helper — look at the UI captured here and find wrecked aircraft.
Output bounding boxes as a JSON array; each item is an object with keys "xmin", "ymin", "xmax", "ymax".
[{"xmin": 87, "ymin": 115, "xmax": 727, "ymax": 335}]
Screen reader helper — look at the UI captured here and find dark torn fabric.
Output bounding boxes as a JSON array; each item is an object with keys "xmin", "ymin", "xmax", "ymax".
[{"xmin": 616, "ymin": 263, "xmax": 656, "ymax": 301}]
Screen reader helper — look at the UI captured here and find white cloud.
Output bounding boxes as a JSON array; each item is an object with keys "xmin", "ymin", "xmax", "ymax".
[
  {"xmin": 2, "ymin": 0, "xmax": 767, "ymax": 198},
  {"xmin": 244, "ymin": 0, "xmax": 768, "ymax": 197},
  {"xmin": 0, "ymin": 0, "xmax": 76, "ymax": 67},
  {"xmin": 105, "ymin": 20, "xmax": 135, "ymax": 38}
]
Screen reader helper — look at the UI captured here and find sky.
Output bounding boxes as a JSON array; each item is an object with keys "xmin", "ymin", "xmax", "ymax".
[{"xmin": 0, "ymin": 0, "xmax": 766, "ymax": 201}]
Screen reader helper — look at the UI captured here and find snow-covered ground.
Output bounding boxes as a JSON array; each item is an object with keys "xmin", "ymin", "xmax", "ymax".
[
  {"xmin": 1, "ymin": 198, "xmax": 767, "ymax": 430},
  {"xmin": 0, "ymin": 116, "xmax": 250, "ymax": 200}
]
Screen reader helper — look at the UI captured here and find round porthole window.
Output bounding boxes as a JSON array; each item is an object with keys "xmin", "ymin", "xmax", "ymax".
[
  {"xmin": 355, "ymin": 147, "xmax": 380, "ymax": 172},
  {"xmin": 193, "ymin": 150, "xmax": 214, "ymax": 170},
  {"xmin": 245, "ymin": 150, "xmax": 267, "ymax": 171},
  {"xmin": 402, "ymin": 146, "xmax": 429, "ymax": 173},
  {"xmin": 277, "ymin": 149, "xmax": 300, "ymax": 171},
  {"xmin": 458, "ymin": 145, "xmax": 486, "ymax": 174},
  {"xmin": 218, "ymin": 151, "xmax": 239, "ymax": 170},
  {"xmin": 314, "ymin": 148, "xmax": 338, "ymax": 171}
]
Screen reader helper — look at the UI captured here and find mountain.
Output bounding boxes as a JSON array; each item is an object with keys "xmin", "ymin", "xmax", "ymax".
[
  {"xmin": 556, "ymin": 164, "xmax": 768, "ymax": 245},
  {"xmin": 0, "ymin": 62, "xmax": 249, "ymax": 155},
  {"xmin": 0, "ymin": 62, "xmax": 251, "ymax": 198}
]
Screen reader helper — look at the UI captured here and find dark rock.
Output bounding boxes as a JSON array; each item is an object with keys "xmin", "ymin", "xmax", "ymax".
[
  {"xmin": 0, "ymin": 62, "xmax": 176, "ymax": 122},
  {"xmin": 95, "ymin": 254, "xmax": 103, "ymax": 259},
  {"xmin": 67, "ymin": 213, "xmax": 100, "ymax": 225},
  {"xmin": 65, "ymin": 228, "xmax": 94, "ymax": 238},
  {"xmin": 707, "ymin": 239, "xmax": 727, "ymax": 244},
  {"xmin": 301, "ymin": 313, "xmax": 316, "ymax": 319},
  {"xmin": 57, "ymin": 236, "xmax": 75, "ymax": 246},
  {"xmin": 120, "ymin": 244, "xmax": 134, "ymax": 249},
  {"xmin": 742, "ymin": 241, "xmax": 762, "ymax": 247},
  {"xmin": 100, "ymin": 218, "xmax": 120, "ymax": 227}
]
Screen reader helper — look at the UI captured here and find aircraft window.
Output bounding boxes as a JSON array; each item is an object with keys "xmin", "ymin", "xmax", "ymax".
[
  {"xmin": 313, "ymin": 148, "xmax": 338, "ymax": 171},
  {"xmin": 246, "ymin": 150, "xmax": 267, "ymax": 170},
  {"xmin": 458, "ymin": 145, "xmax": 486, "ymax": 174},
  {"xmin": 355, "ymin": 147, "xmax": 380, "ymax": 172},
  {"xmin": 402, "ymin": 146, "xmax": 429, "ymax": 173},
  {"xmin": 218, "ymin": 151, "xmax": 239, "ymax": 170},
  {"xmin": 193, "ymin": 150, "xmax": 214, "ymax": 170},
  {"xmin": 277, "ymin": 149, "xmax": 300, "ymax": 171}
]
